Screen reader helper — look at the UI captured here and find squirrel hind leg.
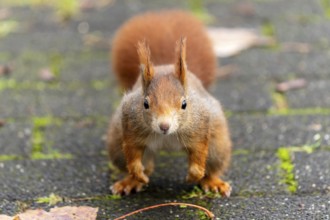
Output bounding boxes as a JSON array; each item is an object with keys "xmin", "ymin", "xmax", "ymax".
[{"xmin": 199, "ymin": 175, "xmax": 232, "ymax": 198}]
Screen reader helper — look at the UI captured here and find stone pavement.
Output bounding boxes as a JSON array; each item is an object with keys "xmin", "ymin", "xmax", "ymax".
[{"xmin": 0, "ymin": 0, "xmax": 329, "ymax": 219}]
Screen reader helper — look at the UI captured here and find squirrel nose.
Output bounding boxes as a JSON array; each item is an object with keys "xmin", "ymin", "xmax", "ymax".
[{"xmin": 159, "ymin": 122, "xmax": 170, "ymax": 133}]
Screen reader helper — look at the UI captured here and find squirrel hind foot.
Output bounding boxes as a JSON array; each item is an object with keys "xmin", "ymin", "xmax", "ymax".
[
  {"xmin": 110, "ymin": 175, "xmax": 146, "ymax": 196},
  {"xmin": 200, "ymin": 176, "xmax": 232, "ymax": 198}
]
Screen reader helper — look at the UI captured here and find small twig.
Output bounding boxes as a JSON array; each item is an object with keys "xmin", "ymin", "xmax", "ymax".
[{"xmin": 113, "ymin": 202, "xmax": 215, "ymax": 220}]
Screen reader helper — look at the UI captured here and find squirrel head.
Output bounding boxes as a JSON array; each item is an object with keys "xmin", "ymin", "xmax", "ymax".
[{"xmin": 137, "ymin": 38, "xmax": 188, "ymax": 135}]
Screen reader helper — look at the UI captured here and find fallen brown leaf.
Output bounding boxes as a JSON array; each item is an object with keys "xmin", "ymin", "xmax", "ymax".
[
  {"xmin": 216, "ymin": 64, "xmax": 238, "ymax": 79},
  {"xmin": 38, "ymin": 68, "xmax": 55, "ymax": 82},
  {"xmin": 0, "ymin": 8, "xmax": 11, "ymax": 20},
  {"xmin": 0, "ymin": 215, "xmax": 12, "ymax": 220},
  {"xmin": 0, "ymin": 64, "xmax": 12, "ymax": 76},
  {"xmin": 0, "ymin": 119, "xmax": 5, "ymax": 127},
  {"xmin": 234, "ymin": 2, "xmax": 256, "ymax": 17},
  {"xmin": 276, "ymin": 78, "xmax": 307, "ymax": 92},
  {"xmin": 1, "ymin": 206, "xmax": 99, "ymax": 220},
  {"xmin": 281, "ymin": 42, "xmax": 311, "ymax": 53},
  {"xmin": 207, "ymin": 27, "xmax": 275, "ymax": 57}
]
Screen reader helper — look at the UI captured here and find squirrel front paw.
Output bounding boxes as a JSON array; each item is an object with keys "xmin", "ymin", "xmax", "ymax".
[
  {"xmin": 111, "ymin": 175, "xmax": 146, "ymax": 196},
  {"xmin": 128, "ymin": 163, "xmax": 149, "ymax": 183},
  {"xmin": 186, "ymin": 164, "xmax": 205, "ymax": 183}
]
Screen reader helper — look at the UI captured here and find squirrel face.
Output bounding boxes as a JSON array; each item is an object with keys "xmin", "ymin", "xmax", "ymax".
[
  {"xmin": 142, "ymin": 72, "xmax": 188, "ymax": 135},
  {"xmin": 137, "ymin": 38, "xmax": 188, "ymax": 135}
]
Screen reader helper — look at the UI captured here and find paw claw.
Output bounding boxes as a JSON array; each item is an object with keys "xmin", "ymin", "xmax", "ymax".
[
  {"xmin": 200, "ymin": 177, "xmax": 232, "ymax": 198},
  {"xmin": 111, "ymin": 175, "xmax": 146, "ymax": 196}
]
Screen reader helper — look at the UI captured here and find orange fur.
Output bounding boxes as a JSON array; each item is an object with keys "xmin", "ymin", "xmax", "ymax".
[{"xmin": 111, "ymin": 10, "xmax": 217, "ymax": 90}]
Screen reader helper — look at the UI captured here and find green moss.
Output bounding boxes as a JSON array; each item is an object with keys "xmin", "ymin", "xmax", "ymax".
[
  {"xmin": 261, "ymin": 21, "xmax": 276, "ymax": 37},
  {"xmin": 31, "ymin": 151, "xmax": 73, "ymax": 160},
  {"xmin": 0, "ymin": 154, "xmax": 21, "ymax": 161},
  {"xmin": 188, "ymin": 0, "xmax": 214, "ymax": 24},
  {"xmin": 49, "ymin": 53, "xmax": 64, "ymax": 78},
  {"xmin": 33, "ymin": 116, "xmax": 61, "ymax": 127},
  {"xmin": 0, "ymin": 79, "xmax": 17, "ymax": 90},
  {"xmin": 32, "ymin": 129, "xmax": 44, "ymax": 153},
  {"xmin": 232, "ymin": 149, "xmax": 250, "ymax": 156},
  {"xmin": 31, "ymin": 116, "xmax": 72, "ymax": 160},
  {"xmin": 196, "ymin": 209, "xmax": 209, "ymax": 220},
  {"xmin": 224, "ymin": 110, "xmax": 233, "ymax": 118},
  {"xmin": 268, "ymin": 107, "xmax": 330, "ymax": 116},
  {"xmin": 53, "ymin": 0, "xmax": 79, "ymax": 21},
  {"xmin": 36, "ymin": 193, "xmax": 63, "ymax": 205},
  {"xmin": 0, "ymin": 20, "xmax": 18, "ymax": 38},
  {"xmin": 96, "ymin": 194, "xmax": 121, "ymax": 201},
  {"xmin": 271, "ymin": 92, "xmax": 288, "ymax": 111},
  {"xmin": 321, "ymin": 0, "xmax": 330, "ymax": 19},
  {"xmin": 0, "ymin": 0, "xmax": 79, "ymax": 21},
  {"xmin": 181, "ymin": 186, "xmax": 221, "ymax": 199},
  {"xmin": 276, "ymin": 147, "xmax": 298, "ymax": 193},
  {"xmin": 92, "ymin": 80, "xmax": 108, "ymax": 90}
]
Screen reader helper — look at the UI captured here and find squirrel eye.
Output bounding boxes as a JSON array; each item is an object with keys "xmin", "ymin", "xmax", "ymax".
[
  {"xmin": 143, "ymin": 99, "xmax": 149, "ymax": 109},
  {"xmin": 181, "ymin": 99, "xmax": 187, "ymax": 110}
]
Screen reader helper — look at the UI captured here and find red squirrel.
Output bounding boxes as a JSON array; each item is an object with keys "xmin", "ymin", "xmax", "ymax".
[{"xmin": 107, "ymin": 10, "xmax": 232, "ymax": 197}]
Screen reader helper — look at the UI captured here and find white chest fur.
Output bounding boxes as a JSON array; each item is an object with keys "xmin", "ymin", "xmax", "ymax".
[{"xmin": 146, "ymin": 133, "xmax": 184, "ymax": 152}]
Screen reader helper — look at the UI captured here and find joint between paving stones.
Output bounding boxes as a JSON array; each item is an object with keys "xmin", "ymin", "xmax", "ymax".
[
  {"xmin": 31, "ymin": 116, "xmax": 73, "ymax": 160},
  {"xmin": 276, "ymin": 134, "xmax": 323, "ymax": 194},
  {"xmin": 276, "ymin": 147, "xmax": 298, "ymax": 193}
]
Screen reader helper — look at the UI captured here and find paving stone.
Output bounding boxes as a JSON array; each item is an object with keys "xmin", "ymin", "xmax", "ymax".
[
  {"xmin": 37, "ymin": 87, "xmax": 115, "ymax": 117},
  {"xmin": 221, "ymin": 49, "xmax": 330, "ymax": 82},
  {"xmin": 42, "ymin": 119, "xmax": 108, "ymax": 157},
  {"xmin": 0, "ymin": 121, "xmax": 32, "ymax": 157},
  {"xmin": 0, "ymin": 157, "xmax": 109, "ymax": 200},
  {"xmin": 211, "ymin": 195, "xmax": 330, "ymax": 220},
  {"xmin": 229, "ymin": 115, "xmax": 330, "ymax": 151},
  {"xmin": 0, "ymin": 31, "xmax": 85, "ymax": 54},
  {"xmin": 287, "ymin": 80, "xmax": 330, "ymax": 108},
  {"xmin": 276, "ymin": 20, "xmax": 330, "ymax": 47},
  {"xmin": 294, "ymin": 150, "xmax": 330, "ymax": 194},
  {"xmin": 211, "ymin": 78, "xmax": 273, "ymax": 112},
  {"xmin": 0, "ymin": 200, "xmax": 18, "ymax": 216},
  {"xmin": 23, "ymin": 195, "xmax": 330, "ymax": 220},
  {"xmin": 0, "ymin": 90, "xmax": 38, "ymax": 118},
  {"xmin": 228, "ymin": 151, "xmax": 286, "ymax": 196},
  {"xmin": 60, "ymin": 54, "xmax": 110, "ymax": 83}
]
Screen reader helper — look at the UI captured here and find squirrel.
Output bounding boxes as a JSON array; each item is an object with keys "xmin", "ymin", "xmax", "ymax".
[{"xmin": 107, "ymin": 10, "xmax": 232, "ymax": 197}]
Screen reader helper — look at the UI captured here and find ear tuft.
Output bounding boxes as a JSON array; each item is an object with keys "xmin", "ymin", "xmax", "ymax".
[
  {"xmin": 175, "ymin": 37, "xmax": 187, "ymax": 88},
  {"xmin": 137, "ymin": 40, "xmax": 154, "ymax": 92}
]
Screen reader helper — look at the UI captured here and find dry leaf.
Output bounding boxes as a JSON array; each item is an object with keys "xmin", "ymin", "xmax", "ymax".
[
  {"xmin": 0, "ymin": 215, "xmax": 12, "ymax": 220},
  {"xmin": 1, "ymin": 206, "xmax": 98, "ymax": 220},
  {"xmin": 234, "ymin": 2, "xmax": 255, "ymax": 17},
  {"xmin": 207, "ymin": 27, "xmax": 275, "ymax": 57},
  {"xmin": 39, "ymin": 68, "xmax": 55, "ymax": 82},
  {"xmin": 0, "ymin": 64, "xmax": 12, "ymax": 76},
  {"xmin": 276, "ymin": 78, "xmax": 307, "ymax": 92},
  {"xmin": 15, "ymin": 209, "xmax": 50, "ymax": 220},
  {"xmin": 308, "ymin": 123, "xmax": 322, "ymax": 131},
  {"xmin": 50, "ymin": 206, "xmax": 98, "ymax": 220},
  {"xmin": 0, "ymin": 8, "xmax": 11, "ymax": 20},
  {"xmin": 0, "ymin": 119, "xmax": 5, "ymax": 127},
  {"xmin": 281, "ymin": 42, "xmax": 311, "ymax": 53},
  {"xmin": 216, "ymin": 64, "xmax": 238, "ymax": 79}
]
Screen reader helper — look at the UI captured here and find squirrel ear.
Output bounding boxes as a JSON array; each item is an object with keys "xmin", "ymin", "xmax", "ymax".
[
  {"xmin": 137, "ymin": 40, "xmax": 154, "ymax": 92},
  {"xmin": 175, "ymin": 37, "xmax": 187, "ymax": 88}
]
